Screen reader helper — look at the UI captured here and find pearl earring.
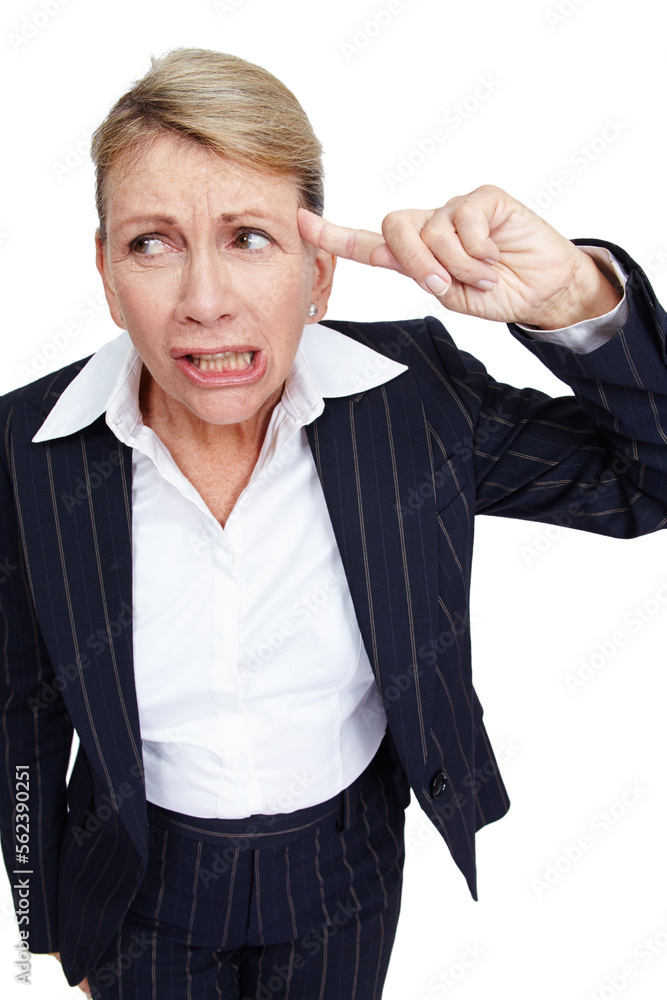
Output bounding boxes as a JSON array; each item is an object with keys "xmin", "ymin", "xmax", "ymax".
[{"xmin": 308, "ymin": 304, "xmax": 318, "ymax": 317}]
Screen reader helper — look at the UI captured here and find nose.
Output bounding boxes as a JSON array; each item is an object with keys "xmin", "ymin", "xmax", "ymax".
[{"xmin": 177, "ymin": 245, "xmax": 236, "ymax": 327}]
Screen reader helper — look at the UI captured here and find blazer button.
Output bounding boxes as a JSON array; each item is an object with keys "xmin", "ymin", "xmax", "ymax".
[{"xmin": 430, "ymin": 771, "xmax": 447, "ymax": 798}]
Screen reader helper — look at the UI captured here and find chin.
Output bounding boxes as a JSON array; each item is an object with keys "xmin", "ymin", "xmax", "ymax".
[{"xmin": 182, "ymin": 389, "xmax": 274, "ymax": 428}]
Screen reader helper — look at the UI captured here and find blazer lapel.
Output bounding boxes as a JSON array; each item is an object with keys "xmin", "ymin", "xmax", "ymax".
[
  {"xmin": 14, "ymin": 403, "xmax": 147, "ymax": 854},
  {"xmin": 306, "ymin": 375, "xmax": 440, "ymax": 772}
]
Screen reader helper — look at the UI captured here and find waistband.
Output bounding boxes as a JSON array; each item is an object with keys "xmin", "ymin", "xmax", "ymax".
[{"xmin": 147, "ymin": 731, "xmax": 393, "ymax": 849}]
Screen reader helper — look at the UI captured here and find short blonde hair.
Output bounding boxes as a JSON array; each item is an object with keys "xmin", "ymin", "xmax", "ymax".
[{"xmin": 91, "ymin": 48, "xmax": 324, "ymax": 241}]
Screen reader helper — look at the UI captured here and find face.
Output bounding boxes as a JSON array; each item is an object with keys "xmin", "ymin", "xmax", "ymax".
[{"xmin": 96, "ymin": 133, "xmax": 334, "ymax": 432}]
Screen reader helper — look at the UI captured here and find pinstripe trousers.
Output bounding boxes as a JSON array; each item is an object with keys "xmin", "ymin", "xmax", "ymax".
[{"xmin": 86, "ymin": 734, "xmax": 411, "ymax": 999}]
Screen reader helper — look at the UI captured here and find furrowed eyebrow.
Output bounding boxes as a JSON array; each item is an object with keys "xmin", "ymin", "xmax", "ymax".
[
  {"xmin": 216, "ymin": 211, "xmax": 273, "ymax": 224},
  {"xmin": 118, "ymin": 210, "xmax": 278, "ymax": 230},
  {"xmin": 118, "ymin": 215, "xmax": 178, "ymax": 230}
]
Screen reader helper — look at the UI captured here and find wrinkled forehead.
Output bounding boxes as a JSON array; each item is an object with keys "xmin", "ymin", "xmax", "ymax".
[{"xmin": 101, "ymin": 132, "xmax": 303, "ymax": 232}]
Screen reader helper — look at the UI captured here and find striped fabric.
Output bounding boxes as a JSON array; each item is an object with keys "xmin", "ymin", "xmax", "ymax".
[
  {"xmin": 0, "ymin": 239, "xmax": 666, "ymax": 989},
  {"xmin": 86, "ymin": 735, "xmax": 409, "ymax": 999}
]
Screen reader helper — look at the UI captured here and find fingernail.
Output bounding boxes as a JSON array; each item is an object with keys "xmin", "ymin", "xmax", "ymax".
[
  {"xmin": 483, "ymin": 258, "xmax": 498, "ymax": 265},
  {"xmin": 476, "ymin": 279, "xmax": 496, "ymax": 291},
  {"xmin": 425, "ymin": 274, "xmax": 449, "ymax": 295}
]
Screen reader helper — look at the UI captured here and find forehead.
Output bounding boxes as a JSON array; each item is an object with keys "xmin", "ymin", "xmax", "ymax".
[{"xmin": 103, "ymin": 133, "xmax": 300, "ymax": 225}]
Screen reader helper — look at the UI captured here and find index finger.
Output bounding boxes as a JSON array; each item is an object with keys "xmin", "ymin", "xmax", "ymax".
[{"xmin": 297, "ymin": 207, "xmax": 387, "ymax": 266}]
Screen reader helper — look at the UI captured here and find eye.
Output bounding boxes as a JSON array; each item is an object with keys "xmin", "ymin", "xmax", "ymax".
[
  {"xmin": 233, "ymin": 230, "xmax": 271, "ymax": 251},
  {"xmin": 130, "ymin": 236, "xmax": 168, "ymax": 255}
]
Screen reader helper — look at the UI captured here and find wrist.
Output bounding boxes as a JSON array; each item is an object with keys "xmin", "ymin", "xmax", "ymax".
[{"xmin": 525, "ymin": 249, "xmax": 623, "ymax": 331}]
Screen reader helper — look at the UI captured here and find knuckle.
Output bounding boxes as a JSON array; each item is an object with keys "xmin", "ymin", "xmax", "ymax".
[
  {"xmin": 440, "ymin": 194, "xmax": 464, "ymax": 212},
  {"xmin": 382, "ymin": 212, "xmax": 402, "ymax": 237},
  {"xmin": 473, "ymin": 183, "xmax": 501, "ymax": 196},
  {"xmin": 453, "ymin": 262, "xmax": 484, "ymax": 283},
  {"xmin": 402, "ymin": 247, "xmax": 431, "ymax": 275},
  {"xmin": 421, "ymin": 221, "xmax": 448, "ymax": 246},
  {"xmin": 381, "ymin": 210, "xmax": 406, "ymax": 238},
  {"xmin": 421, "ymin": 229, "xmax": 457, "ymax": 265},
  {"xmin": 421, "ymin": 216, "xmax": 439, "ymax": 237},
  {"xmin": 454, "ymin": 185, "xmax": 499, "ymax": 216},
  {"xmin": 461, "ymin": 234, "xmax": 489, "ymax": 255},
  {"xmin": 453, "ymin": 199, "xmax": 478, "ymax": 221}
]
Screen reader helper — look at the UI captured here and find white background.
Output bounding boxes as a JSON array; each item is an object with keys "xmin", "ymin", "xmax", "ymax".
[{"xmin": 1, "ymin": 0, "xmax": 666, "ymax": 997}]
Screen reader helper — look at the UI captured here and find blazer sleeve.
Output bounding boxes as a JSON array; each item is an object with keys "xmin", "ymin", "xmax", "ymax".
[
  {"xmin": 0, "ymin": 408, "xmax": 73, "ymax": 954},
  {"xmin": 429, "ymin": 240, "xmax": 667, "ymax": 537}
]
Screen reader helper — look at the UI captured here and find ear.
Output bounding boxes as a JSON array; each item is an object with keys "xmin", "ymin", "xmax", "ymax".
[
  {"xmin": 95, "ymin": 230, "xmax": 125, "ymax": 329},
  {"xmin": 306, "ymin": 250, "xmax": 337, "ymax": 324}
]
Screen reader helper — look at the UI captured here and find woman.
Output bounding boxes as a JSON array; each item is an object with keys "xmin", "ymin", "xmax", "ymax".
[{"xmin": 1, "ymin": 48, "xmax": 665, "ymax": 999}]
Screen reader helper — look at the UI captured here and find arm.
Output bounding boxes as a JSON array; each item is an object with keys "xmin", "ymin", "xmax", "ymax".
[
  {"xmin": 298, "ymin": 187, "xmax": 667, "ymax": 533},
  {"xmin": 493, "ymin": 238, "xmax": 667, "ymax": 528},
  {"xmin": 424, "ymin": 269, "xmax": 667, "ymax": 535}
]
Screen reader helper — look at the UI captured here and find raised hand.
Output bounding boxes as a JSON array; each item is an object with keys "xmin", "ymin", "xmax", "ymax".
[{"xmin": 298, "ymin": 184, "xmax": 621, "ymax": 329}]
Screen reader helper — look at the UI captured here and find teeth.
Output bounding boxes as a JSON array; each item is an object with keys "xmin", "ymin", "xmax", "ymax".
[{"xmin": 189, "ymin": 351, "xmax": 254, "ymax": 372}]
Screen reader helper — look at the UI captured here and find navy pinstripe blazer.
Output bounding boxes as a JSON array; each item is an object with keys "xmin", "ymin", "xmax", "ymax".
[{"xmin": 2, "ymin": 241, "xmax": 667, "ymax": 986}]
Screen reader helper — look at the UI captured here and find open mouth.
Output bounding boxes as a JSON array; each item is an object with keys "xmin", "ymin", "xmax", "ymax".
[
  {"xmin": 189, "ymin": 350, "xmax": 254, "ymax": 372},
  {"xmin": 173, "ymin": 347, "xmax": 266, "ymax": 386}
]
